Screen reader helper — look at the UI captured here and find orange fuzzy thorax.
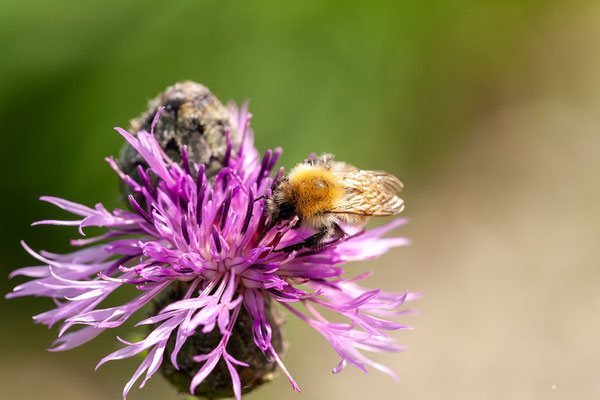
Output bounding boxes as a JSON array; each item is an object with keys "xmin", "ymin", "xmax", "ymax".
[{"xmin": 288, "ymin": 164, "xmax": 344, "ymax": 217}]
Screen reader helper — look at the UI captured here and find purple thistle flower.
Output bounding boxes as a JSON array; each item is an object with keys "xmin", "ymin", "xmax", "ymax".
[{"xmin": 7, "ymin": 101, "xmax": 419, "ymax": 399}]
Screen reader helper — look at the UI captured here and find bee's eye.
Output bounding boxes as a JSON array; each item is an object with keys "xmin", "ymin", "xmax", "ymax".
[{"xmin": 278, "ymin": 202, "xmax": 295, "ymax": 220}]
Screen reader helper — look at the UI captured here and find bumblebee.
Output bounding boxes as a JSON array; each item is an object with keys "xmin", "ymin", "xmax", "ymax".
[{"xmin": 266, "ymin": 153, "xmax": 404, "ymax": 251}]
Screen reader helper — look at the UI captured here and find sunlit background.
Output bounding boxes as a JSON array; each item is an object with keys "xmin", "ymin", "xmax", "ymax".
[{"xmin": 2, "ymin": 1, "xmax": 600, "ymax": 399}]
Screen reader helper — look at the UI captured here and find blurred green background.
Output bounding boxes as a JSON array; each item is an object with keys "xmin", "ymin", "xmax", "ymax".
[{"xmin": 2, "ymin": 1, "xmax": 600, "ymax": 399}]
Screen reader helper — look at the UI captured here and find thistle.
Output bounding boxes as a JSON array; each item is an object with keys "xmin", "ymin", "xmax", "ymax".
[{"xmin": 7, "ymin": 82, "xmax": 419, "ymax": 399}]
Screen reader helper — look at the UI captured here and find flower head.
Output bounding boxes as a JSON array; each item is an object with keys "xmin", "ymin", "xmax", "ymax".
[{"xmin": 8, "ymin": 101, "xmax": 418, "ymax": 399}]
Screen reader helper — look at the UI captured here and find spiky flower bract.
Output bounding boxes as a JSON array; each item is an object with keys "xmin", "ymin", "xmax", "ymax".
[{"xmin": 8, "ymin": 102, "xmax": 418, "ymax": 399}]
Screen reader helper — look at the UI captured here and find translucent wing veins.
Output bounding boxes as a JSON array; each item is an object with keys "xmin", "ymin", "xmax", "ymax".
[{"xmin": 331, "ymin": 170, "xmax": 404, "ymax": 216}]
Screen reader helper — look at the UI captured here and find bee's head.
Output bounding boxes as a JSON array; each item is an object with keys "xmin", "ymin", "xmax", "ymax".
[
  {"xmin": 276, "ymin": 201, "xmax": 296, "ymax": 221},
  {"xmin": 266, "ymin": 177, "xmax": 297, "ymax": 222}
]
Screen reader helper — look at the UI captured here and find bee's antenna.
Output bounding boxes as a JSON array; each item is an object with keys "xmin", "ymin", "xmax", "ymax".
[{"xmin": 254, "ymin": 188, "xmax": 272, "ymax": 203}]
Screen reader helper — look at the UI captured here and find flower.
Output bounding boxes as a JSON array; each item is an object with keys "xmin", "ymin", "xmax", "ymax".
[{"xmin": 7, "ymin": 101, "xmax": 418, "ymax": 399}]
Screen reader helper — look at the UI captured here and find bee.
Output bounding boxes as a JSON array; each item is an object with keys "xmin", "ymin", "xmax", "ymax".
[{"xmin": 266, "ymin": 153, "xmax": 404, "ymax": 251}]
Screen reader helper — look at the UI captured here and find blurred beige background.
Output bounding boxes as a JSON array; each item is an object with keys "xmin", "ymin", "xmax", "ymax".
[{"xmin": 2, "ymin": 1, "xmax": 600, "ymax": 399}]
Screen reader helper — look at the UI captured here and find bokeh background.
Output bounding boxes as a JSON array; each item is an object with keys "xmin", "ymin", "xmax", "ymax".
[{"xmin": 2, "ymin": 1, "xmax": 599, "ymax": 399}]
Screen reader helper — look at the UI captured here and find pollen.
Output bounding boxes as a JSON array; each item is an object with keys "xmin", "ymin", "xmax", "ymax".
[{"xmin": 288, "ymin": 164, "xmax": 344, "ymax": 217}]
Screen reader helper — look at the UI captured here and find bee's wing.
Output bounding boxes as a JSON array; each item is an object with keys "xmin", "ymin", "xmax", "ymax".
[{"xmin": 331, "ymin": 170, "xmax": 404, "ymax": 216}]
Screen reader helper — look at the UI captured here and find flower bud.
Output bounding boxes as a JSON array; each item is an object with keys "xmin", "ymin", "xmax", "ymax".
[
  {"xmin": 120, "ymin": 82, "xmax": 287, "ymax": 398},
  {"xmin": 118, "ymin": 81, "xmax": 241, "ymax": 203}
]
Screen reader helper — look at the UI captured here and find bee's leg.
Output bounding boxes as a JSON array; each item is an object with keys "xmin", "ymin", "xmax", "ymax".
[
  {"xmin": 277, "ymin": 226, "xmax": 331, "ymax": 253},
  {"xmin": 303, "ymin": 226, "xmax": 333, "ymax": 249},
  {"xmin": 331, "ymin": 222, "xmax": 346, "ymax": 240},
  {"xmin": 316, "ymin": 222, "xmax": 347, "ymax": 247}
]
